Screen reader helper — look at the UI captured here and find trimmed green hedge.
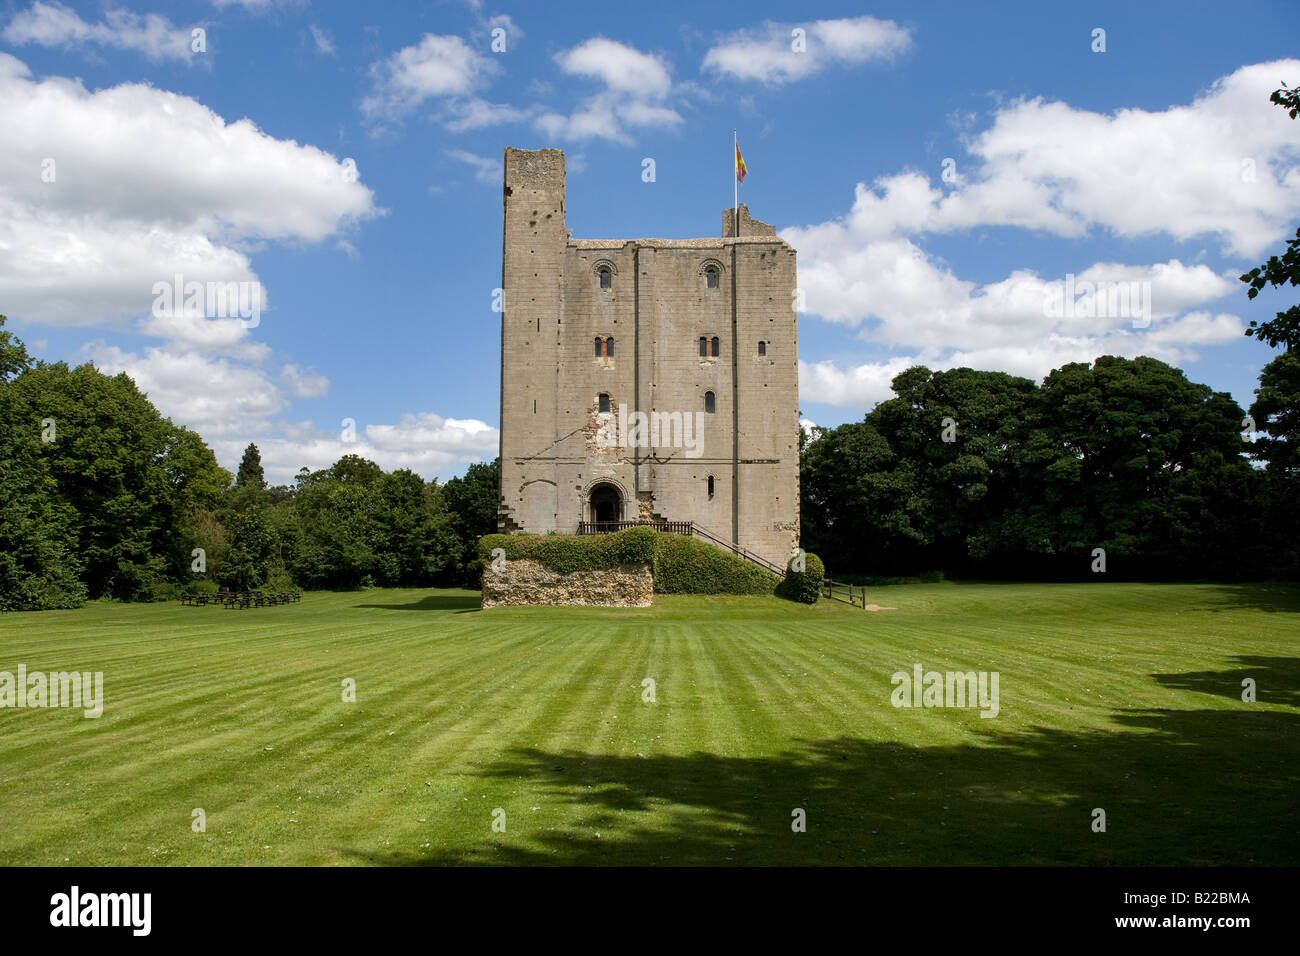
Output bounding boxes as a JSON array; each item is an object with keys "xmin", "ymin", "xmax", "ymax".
[
  {"xmin": 479, "ymin": 526, "xmax": 658, "ymax": 576},
  {"xmin": 652, "ymin": 534, "xmax": 780, "ymax": 595},
  {"xmin": 478, "ymin": 528, "xmax": 780, "ymax": 595},
  {"xmin": 778, "ymin": 551, "xmax": 825, "ymax": 604}
]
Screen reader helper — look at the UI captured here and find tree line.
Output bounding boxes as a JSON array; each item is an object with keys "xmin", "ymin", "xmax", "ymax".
[
  {"xmin": 800, "ymin": 353, "xmax": 1298, "ymax": 581},
  {"xmin": 1, "ymin": 315, "xmax": 497, "ymax": 609},
  {"xmin": 3, "ymin": 312, "xmax": 1297, "ymax": 609}
]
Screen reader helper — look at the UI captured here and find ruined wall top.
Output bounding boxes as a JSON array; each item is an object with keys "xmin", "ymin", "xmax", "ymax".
[
  {"xmin": 503, "ymin": 147, "xmax": 566, "ymax": 191},
  {"xmin": 722, "ymin": 203, "xmax": 777, "ymax": 238}
]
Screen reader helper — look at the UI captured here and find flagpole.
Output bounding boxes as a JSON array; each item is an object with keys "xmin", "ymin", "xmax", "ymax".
[{"xmin": 733, "ymin": 129, "xmax": 739, "ymax": 236}]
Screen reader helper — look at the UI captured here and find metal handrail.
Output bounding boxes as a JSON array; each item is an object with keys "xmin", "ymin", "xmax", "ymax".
[{"xmin": 688, "ymin": 523, "xmax": 786, "ymax": 576}]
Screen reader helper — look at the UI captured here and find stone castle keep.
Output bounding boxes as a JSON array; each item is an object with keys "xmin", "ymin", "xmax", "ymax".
[{"xmin": 497, "ymin": 147, "xmax": 799, "ymax": 568}]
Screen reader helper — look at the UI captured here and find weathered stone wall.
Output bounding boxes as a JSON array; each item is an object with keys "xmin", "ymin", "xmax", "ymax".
[
  {"xmin": 481, "ymin": 559, "xmax": 653, "ymax": 608},
  {"xmin": 499, "ymin": 146, "xmax": 799, "ymax": 568},
  {"xmin": 499, "ymin": 148, "xmax": 567, "ymax": 534}
]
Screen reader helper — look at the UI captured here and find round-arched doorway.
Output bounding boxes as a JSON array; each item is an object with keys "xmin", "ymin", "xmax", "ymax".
[{"xmin": 588, "ymin": 482, "xmax": 622, "ymax": 525}]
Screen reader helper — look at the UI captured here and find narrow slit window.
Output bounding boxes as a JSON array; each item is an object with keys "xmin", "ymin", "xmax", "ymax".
[
  {"xmin": 595, "ymin": 336, "xmax": 603, "ymax": 357},
  {"xmin": 707, "ymin": 475, "xmax": 715, "ymax": 498},
  {"xmin": 705, "ymin": 267, "xmax": 718, "ymax": 289},
  {"xmin": 598, "ymin": 266, "xmax": 611, "ymax": 290},
  {"xmin": 711, "ymin": 336, "xmax": 720, "ymax": 358},
  {"xmin": 699, "ymin": 336, "xmax": 707, "ymax": 357},
  {"xmin": 758, "ymin": 341, "xmax": 766, "ymax": 356},
  {"xmin": 704, "ymin": 391, "xmax": 715, "ymax": 414},
  {"xmin": 606, "ymin": 337, "xmax": 614, "ymax": 358}
]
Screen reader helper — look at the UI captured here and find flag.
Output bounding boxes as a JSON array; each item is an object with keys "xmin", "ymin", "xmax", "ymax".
[{"xmin": 735, "ymin": 140, "xmax": 747, "ymax": 183}]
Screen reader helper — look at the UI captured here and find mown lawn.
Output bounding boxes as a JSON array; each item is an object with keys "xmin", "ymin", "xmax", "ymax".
[{"xmin": 0, "ymin": 582, "xmax": 1296, "ymax": 866}]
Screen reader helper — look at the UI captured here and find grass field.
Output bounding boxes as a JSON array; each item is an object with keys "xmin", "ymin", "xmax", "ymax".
[{"xmin": 1, "ymin": 582, "xmax": 1297, "ymax": 866}]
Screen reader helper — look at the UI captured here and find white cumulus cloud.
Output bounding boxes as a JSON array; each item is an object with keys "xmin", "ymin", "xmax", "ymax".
[
  {"xmin": 2, "ymin": 1, "xmax": 201, "ymax": 63},
  {"xmin": 362, "ymin": 33, "xmax": 498, "ymax": 124},
  {"xmin": 281, "ymin": 363, "xmax": 330, "ymax": 398},
  {"xmin": 536, "ymin": 38, "xmax": 682, "ymax": 144},
  {"xmin": 787, "ymin": 60, "xmax": 1300, "ymax": 410},
  {"xmin": 0, "ymin": 53, "xmax": 377, "ymax": 327},
  {"xmin": 84, "ymin": 339, "xmax": 494, "ymax": 484},
  {"xmin": 703, "ymin": 15, "xmax": 912, "ymax": 85}
]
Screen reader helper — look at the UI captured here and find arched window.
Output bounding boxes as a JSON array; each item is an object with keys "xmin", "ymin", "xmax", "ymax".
[
  {"xmin": 594, "ymin": 336, "xmax": 603, "ymax": 357},
  {"xmin": 704, "ymin": 391, "xmax": 715, "ymax": 414},
  {"xmin": 758, "ymin": 341, "xmax": 767, "ymax": 356},
  {"xmin": 605, "ymin": 336, "xmax": 614, "ymax": 358},
  {"xmin": 699, "ymin": 337, "xmax": 707, "ymax": 357},
  {"xmin": 705, "ymin": 267, "xmax": 718, "ymax": 289},
  {"xmin": 598, "ymin": 266, "xmax": 612, "ymax": 290},
  {"xmin": 598, "ymin": 393, "xmax": 611, "ymax": 414},
  {"xmin": 707, "ymin": 475, "xmax": 715, "ymax": 498},
  {"xmin": 711, "ymin": 336, "xmax": 720, "ymax": 357}
]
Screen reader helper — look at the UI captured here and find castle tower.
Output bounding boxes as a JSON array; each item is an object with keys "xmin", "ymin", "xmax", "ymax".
[{"xmin": 498, "ymin": 147, "xmax": 799, "ymax": 568}]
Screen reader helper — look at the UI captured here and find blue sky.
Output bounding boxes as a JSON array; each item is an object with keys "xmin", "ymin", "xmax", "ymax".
[{"xmin": 2, "ymin": 0, "xmax": 1298, "ymax": 483}]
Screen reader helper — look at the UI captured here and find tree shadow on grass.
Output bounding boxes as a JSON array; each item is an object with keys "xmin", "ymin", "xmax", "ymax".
[
  {"xmin": 353, "ymin": 594, "xmax": 482, "ymax": 613},
  {"xmin": 1197, "ymin": 581, "xmax": 1300, "ymax": 614},
  {"xmin": 1154, "ymin": 655, "xmax": 1300, "ymax": 708},
  {"xmin": 343, "ymin": 698, "xmax": 1298, "ymax": 867}
]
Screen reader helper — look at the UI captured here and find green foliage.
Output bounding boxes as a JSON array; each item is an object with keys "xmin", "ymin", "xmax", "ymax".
[
  {"xmin": 1010, "ymin": 356, "xmax": 1251, "ymax": 575},
  {"xmin": 0, "ymin": 513, "xmax": 86, "ymax": 610},
  {"xmin": 220, "ymin": 507, "xmax": 277, "ymax": 591},
  {"xmin": 479, "ymin": 525, "xmax": 658, "ymax": 575},
  {"xmin": 651, "ymin": 534, "xmax": 779, "ymax": 594},
  {"xmin": 1248, "ymin": 351, "xmax": 1300, "ymax": 575},
  {"xmin": 2, "ymin": 353, "xmax": 231, "ymax": 602},
  {"xmin": 377, "ymin": 468, "xmax": 457, "ymax": 585},
  {"xmin": 1240, "ymin": 84, "xmax": 1300, "ymax": 350},
  {"xmin": 0, "ymin": 323, "xmax": 498, "ymax": 606},
  {"xmin": 802, "ymin": 356, "xmax": 1267, "ymax": 580},
  {"xmin": 0, "ymin": 314, "xmax": 32, "ymax": 383},
  {"xmin": 1249, "ymin": 350, "xmax": 1300, "ymax": 476},
  {"xmin": 163, "ymin": 426, "xmax": 232, "ymax": 585},
  {"xmin": 440, "ymin": 459, "xmax": 501, "ymax": 583},
  {"xmin": 0, "ymin": 336, "xmax": 86, "ymax": 611},
  {"xmin": 258, "ymin": 570, "xmax": 297, "ymax": 594},
  {"xmin": 330, "ymin": 454, "xmax": 386, "ymax": 486},
  {"xmin": 778, "ymin": 552, "xmax": 825, "ymax": 604},
  {"xmin": 114, "ymin": 556, "xmax": 178, "ymax": 602},
  {"xmin": 235, "ymin": 442, "xmax": 266, "ymax": 490},
  {"xmin": 480, "ymin": 528, "xmax": 778, "ymax": 595},
  {"xmin": 801, "ymin": 406, "xmax": 926, "ymax": 572},
  {"xmin": 1241, "ymin": 226, "xmax": 1300, "ymax": 349},
  {"xmin": 836, "ymin": 571, "xmax": 946, "ymax": 587},
  {"xmin": 1270, "ymin": 80, "xmax": 1300, "ymax": 119},
  {"xmin": 288, "ymin": 460, "xmax": 457, "ymax": 589}
]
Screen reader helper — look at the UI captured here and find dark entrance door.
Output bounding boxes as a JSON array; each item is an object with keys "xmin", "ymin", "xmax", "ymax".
[{"xmin": 589, "ymin": 484, "xmax": 621, "ymax": 524}]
